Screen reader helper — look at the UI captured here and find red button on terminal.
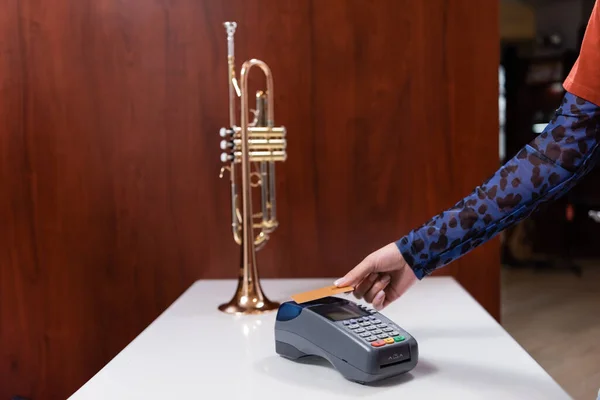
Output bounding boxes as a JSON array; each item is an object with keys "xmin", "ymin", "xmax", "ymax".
[{"xmin": 371, "ymin": 340, "xmax": 386, "ymax": 347}]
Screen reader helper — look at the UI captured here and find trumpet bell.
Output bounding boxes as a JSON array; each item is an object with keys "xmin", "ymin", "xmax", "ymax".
[{"xmin": 218, "ymin": 288, "xmax": 281, "ymax": 314}]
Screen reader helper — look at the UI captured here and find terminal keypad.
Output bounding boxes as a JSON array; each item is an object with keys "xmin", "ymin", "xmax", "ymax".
[{"xmin": 342, "ymin": 306, "xmax": 406, "ymax": 347}]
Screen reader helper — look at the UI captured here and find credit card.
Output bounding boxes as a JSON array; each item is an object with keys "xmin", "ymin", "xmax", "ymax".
[{"xmin": 291, "ymin": 285, "xmax": 354, "ymax": 304}]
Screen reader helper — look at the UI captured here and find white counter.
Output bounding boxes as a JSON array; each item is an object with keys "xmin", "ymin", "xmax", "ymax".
[{"xmin": 69, "ymin": 277, "xmax": 572, "ymax": 399}]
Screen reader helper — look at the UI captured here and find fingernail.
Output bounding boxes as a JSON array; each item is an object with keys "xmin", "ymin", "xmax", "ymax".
[
  {"xmin": 381, "ymin": 275, "xmax": 391, "ymax": 283},
  {"xmin": 334, "ymin": 278, "xmax": 345, "ymax": 286},
  {"xmin": 375, "ymin": 290, "xmax": 384, "ymax": 301}
]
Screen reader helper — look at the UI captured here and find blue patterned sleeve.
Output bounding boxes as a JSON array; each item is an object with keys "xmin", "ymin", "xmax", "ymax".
[{"xmin": 396, "ymin": 92, "xmax": 600, "ymax": 279}]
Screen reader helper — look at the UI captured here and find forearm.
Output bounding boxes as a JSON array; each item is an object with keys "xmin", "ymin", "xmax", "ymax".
[{"xmin": 397, "ymin": 92, "xmax": 600, "ymax": 279}]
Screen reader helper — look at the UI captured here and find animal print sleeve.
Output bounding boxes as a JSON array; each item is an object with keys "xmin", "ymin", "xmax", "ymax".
[{"xmin": 396, "ymin": 92, "xmax": 600, "ymax": 279}]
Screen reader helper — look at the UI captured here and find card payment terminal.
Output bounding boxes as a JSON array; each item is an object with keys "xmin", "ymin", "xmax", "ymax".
[{"xmin": 274, "ymin": 296, "xmax": 418, "ymax": 384}]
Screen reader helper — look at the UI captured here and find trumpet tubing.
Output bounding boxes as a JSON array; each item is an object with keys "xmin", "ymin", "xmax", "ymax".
[
  {"xmin": 221, "ymin": 138, "xmax": 286, "ymax": 150},
  {"xmin": 217, "ymin": 21, "xmax": 287, "ymax": 315},
  {"xmin": 220, "ymin": 126, "xmax": 287, "ymax": 138},
  {"xmin": 221, "ymin": 151, "xmax": 286, "ymax": 163}
]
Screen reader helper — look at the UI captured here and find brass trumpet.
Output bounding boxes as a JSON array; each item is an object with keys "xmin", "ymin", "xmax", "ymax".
[{"xmin": 218, "ymin": 21, "xmax": 287, "ymax": 314}]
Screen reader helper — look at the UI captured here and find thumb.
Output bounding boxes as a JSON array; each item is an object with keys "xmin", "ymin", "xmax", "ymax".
[{"xmin": 334, "ymin": 256, "xmax": 374, "ymax": 288}]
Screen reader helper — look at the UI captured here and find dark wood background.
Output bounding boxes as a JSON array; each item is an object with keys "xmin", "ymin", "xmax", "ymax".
[{"xmin": 0, "ymin": 0, "xmax": 499, "ymax": 398}]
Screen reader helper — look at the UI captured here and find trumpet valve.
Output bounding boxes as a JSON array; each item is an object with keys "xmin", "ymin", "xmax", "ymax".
[
  {"xmin": 220, "ymin": 139, "xmax": 234, "ymax": 150},
  {"xmin": 221, "ymin": 152, "xmax": 234, "ymax": 163},
  {"xmin": 219, "ymin": 124, "xmax": 287, "ymax": 164},
  {"xmin": 220, "ymin": 127, "xmax": 235, "ymax": 137},
  {"xmin": 220, "ymin": 127, "xmax": 236, "ymax": 163}
]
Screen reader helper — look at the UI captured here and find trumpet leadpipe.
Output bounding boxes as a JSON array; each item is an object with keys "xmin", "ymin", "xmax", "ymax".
[
  {"xmin": 221, "ymin": 150, "xmax": 286, "ymax": 163},
  {"xmin": 224, "ymin": 22, "xmax": 241, "ymax": 127}
]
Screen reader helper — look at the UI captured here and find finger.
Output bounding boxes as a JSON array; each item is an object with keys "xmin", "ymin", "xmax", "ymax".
[
  {"xmin": 352, "ymin": 273, "xmax": 378, "ymax": 299},
  {"xmin": 377, "ymin": 287, "xmax": 397, "ymax": 310},
  {"xmin": 372, "ymin": 290, "xmax": 386, "ymax": 310},
  {"xmin": 334, "ymin": 256, "xmax": 374, "ymax": 288},
  {"xmin": 363, "ymin": 274, "xmax": 391, "ymax": 303},
  {"xmin": 375, "ymin": 269, "xmax": 416, "ymax": 310}
]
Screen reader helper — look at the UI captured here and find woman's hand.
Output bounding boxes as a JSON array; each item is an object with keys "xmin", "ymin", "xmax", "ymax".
[{"xmin": 334, "ymin": 243, "xmax": 418, "ymax": 310}]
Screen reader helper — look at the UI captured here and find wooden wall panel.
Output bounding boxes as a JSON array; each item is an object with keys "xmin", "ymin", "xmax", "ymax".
[
  {"xmin": 0, "ymin": 0, "xmax": 499, "ymax": 398},
  {"xmin": 433, "ymin": 0, "xmax": 501, "ymax": 320}
]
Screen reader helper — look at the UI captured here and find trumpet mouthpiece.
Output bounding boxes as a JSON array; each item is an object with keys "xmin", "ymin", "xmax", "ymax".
[{"xmin": 224, "ymin": 22, "xmax": 237, "ymax": 36}]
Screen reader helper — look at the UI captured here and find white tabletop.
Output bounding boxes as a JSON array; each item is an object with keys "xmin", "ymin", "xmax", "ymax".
[{"xmin": 69, "ymin": 277, "xmax": 572, "ymax": 399}]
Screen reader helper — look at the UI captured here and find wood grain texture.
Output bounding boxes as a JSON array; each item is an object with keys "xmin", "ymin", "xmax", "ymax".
[{"xmin": 0, "ymin": 0, "xmax": 500, "ymax": 398}]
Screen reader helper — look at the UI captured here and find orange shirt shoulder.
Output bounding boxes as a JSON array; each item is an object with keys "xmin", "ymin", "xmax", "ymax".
[{"xmin": 564, "ymin": 0, "xmax": 600, "ymax": 106}]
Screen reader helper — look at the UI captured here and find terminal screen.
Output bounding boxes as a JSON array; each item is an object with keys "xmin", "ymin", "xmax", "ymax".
[{"xmin": 314, "ymin": 303, "xmax": 369, "ymax": 321}]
